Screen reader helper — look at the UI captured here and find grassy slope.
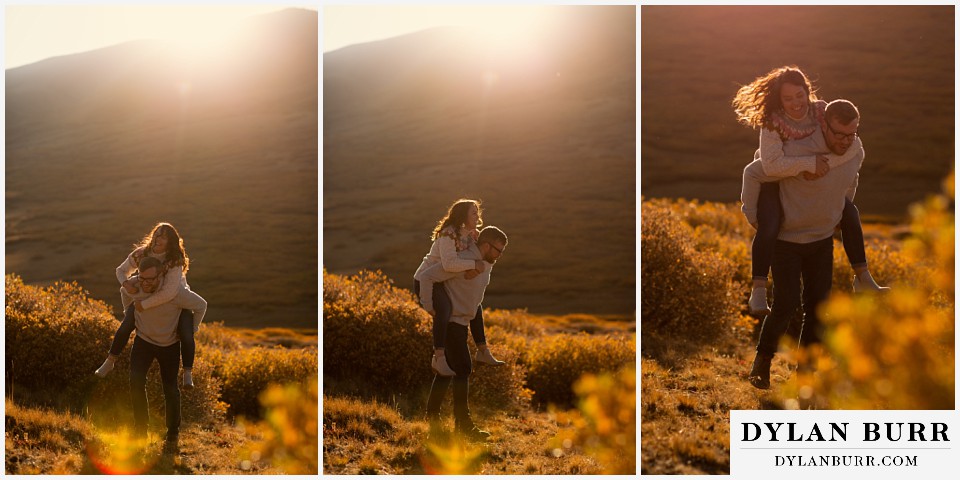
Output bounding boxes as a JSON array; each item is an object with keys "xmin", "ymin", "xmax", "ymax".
[
  {"xmin": 5, "ymin": 400, "xmax": 280, "ymax": 475},
  {"xmin": 641, "ymin": 5, "xmax": 954, "ymax": 220},
  {"xmin": 5, "ymin": 326, "xmax": 318, "ymax": 475},
  {"xmin": 323, "ymin": 401, "xmax": 603, "ymax": 475},
  {"xmin": 640, "ymin": 345, "xmax": 795, "ymax": 475}
]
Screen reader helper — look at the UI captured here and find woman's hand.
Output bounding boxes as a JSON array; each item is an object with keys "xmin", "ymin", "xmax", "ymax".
[
  {"xmin": 804, "ymin": 156, "xmax": 830, "ymax": 180},
  {"xmin": 464, "ymin": 269, "xmax": 480, "ymax": 280},
  {"xmin": 474, "ymin": 260, "xmax": 486, "ymax": 273},
  {"xmin": 468, "ymin": 228, "xmax": 480, "ymax": 242},
  {"xmin": 122, "ymin": 278, "xmax": 140, "ymax": 294}
]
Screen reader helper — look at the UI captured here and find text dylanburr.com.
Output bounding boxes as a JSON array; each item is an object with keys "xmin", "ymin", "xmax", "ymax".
[{"xmin": 730, "ymin": 410, "xmax": 957, "ymax": 479}]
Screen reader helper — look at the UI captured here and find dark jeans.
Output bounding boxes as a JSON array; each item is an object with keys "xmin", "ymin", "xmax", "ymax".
[
  {"xmin": 110, "ymin": 304, "xmax": 195, "ymax": 369},
  {"xmin": 753, "ymin": 182, "xmax": 867, "ymax": 279},
  {"xmin": 425, "ymin": 323, "xmax": 472, "ymax": 423},
  {"xmin": 756, "ymin": 237, "xmax": 833, "ymax": 356},
  {"xmin": 130, "ymin": 336, "xmax": 181, "ymax": 440},
  {"xmin": 414, "ymin": 280, "xmax": 487, "ymax": 348}
]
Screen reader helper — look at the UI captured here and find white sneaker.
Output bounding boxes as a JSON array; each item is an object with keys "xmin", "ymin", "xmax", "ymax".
[
  {"xmin": 431, "ymin": 355, "xmax": 456, "ymax": 376},
  {"xmin": 748, "ymin": 287, "xmax": 770, "ymax": 316},
  {"xmin": 182, "ymin": 370, "xmax": 194, "ymax": 389},
  {"xmin": 475, "ymin": 348, "xmax": 505, "ymax": 366},
  {"xmin": 94, "ymin": 357, "xmax": 115, "ymax": 378}
]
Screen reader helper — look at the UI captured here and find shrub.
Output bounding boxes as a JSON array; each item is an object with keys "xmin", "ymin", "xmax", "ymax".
[
  {"xmin": 787, "ymin": 172, "xmax": 955, "ymax": 409},
  {"xmin": 323, "ymin": 270, "xmax": 434, "ymax": 399},
  {"xmin": 524, "ymin": 333, "xmax": 634, "ymax": 407},
  {"xmin": 323, "ymin": 270, "xmax": 536, "ymax": 413},
  {"xmin": 216, "ymin": 346, "xmax": 318, "ymax": 418},
  {"xmin": 641, "ymin": 200, "xmax": 741, "ymax": 347},
  {"xmin": 240, "ymin": 379, "xmax": 318, "ymax": 474},
  {"xmin": 5, "ymin": 275, "xmax": 225, "ymax": 426},
  {"xmin": 551, "ymin": 366, "xmax": 636, "ymax": 474}
]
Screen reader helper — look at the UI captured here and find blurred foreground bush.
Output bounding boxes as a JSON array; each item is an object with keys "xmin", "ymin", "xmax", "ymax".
[
  {"xmin": 551, "ymin": 366, "xmax": 636, "ymax": 474},
  {"xmin": 790, "ymin": 172, "xmax": 955, "ymax": 409},
  {"xmin": 240, "ymin": 379, "xmax": 318, "ymax": 474}
]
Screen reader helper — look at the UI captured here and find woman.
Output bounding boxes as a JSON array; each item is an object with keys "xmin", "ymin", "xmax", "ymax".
[
  {"xmin": 732, "ymin": 66, "xmax": 888, "ymax": 316},
  {"xmin": 413, "ymin": 199, "xmax": 504, "ymax": 377},
  {"xmin": 94, "ymin": 222, "xmax": 199, "ymax": 388}
]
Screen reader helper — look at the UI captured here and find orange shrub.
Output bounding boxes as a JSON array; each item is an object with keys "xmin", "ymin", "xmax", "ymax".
[
  {"xmin": 5, "ymin": 275, "xmax": 224, "ymax": 425},
  {"xmin": 641, "ymin": 200, "xmax": 741, "ymax": 346},
  {"xmin": 524, "ymin": 333, "xmax": 634, "ymax": 407},
  {"xmin": 216, "ymin": 346, "xmax": 318, "ymax": 418},
  {"xmin": 324, "ymin": 270, "xmax": 537, "ymax": 413}
]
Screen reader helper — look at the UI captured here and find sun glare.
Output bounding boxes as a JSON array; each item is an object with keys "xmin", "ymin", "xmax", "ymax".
[{"xmin": 460, "ymin": 7, "xmax": 558, "ymax": 58}]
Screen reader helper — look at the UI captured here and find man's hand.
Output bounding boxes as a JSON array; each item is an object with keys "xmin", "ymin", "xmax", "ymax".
[
  {"xmin": 464, "ymin": 269, "xmax": 480, "ymax": 280},
  {"xmin": 474, "ymin": 260, "xmax": 486, "ymax": 273},
  {"xmin": 134, "ymin": 300, "xmax": 144, "ymax": 312},
  {"xmin": 122, "ymin": 278, "xmax": 140, "ymax": 294}
]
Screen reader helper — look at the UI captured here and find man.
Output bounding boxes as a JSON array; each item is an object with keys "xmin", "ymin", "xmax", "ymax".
[
  {"xmin": 741, "ymin": 100, "xmax": 864, "ymax": 389},
  {"xmin": 123, "ymin": 256, "xmax": 207, "ymax": 452},
  {"xmin": 418, "ymin": 226, "xmax": 507, "ymax": 441}
]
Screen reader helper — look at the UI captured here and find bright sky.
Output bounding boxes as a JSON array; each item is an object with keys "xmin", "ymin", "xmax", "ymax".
[
  {"xmin": 4, "ymin": 4, "xmax": 316, "ymax": 69},
  {"xmin": 322, "ymin": 5, "xmax": 563, "ymax": 53}
]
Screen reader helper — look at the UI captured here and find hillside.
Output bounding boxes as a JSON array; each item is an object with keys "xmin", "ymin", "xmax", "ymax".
[
  {"xmin": 641, "ymin": 6, "xmax": 954, "ymax": 220},
  {"xmin": 5, "ymin": 8, "xmax": 318, "ymax": 328},
  {"xmin": 323, "ymin": 6, "xmax": 636, "ymax": 317}
]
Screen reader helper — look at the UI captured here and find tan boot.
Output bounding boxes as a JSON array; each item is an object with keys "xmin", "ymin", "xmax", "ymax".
[{"xmin": 431, "ymin": 353, "xmax": 456, "ymax": 376}]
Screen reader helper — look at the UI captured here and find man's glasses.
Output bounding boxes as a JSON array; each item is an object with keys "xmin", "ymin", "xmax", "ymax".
[
  {"xmin": 139, "ymin": 274, "xmax": 160, "ymax": 283},
  {"xmin": 826, "ymin": 122, "xmax": 859, "ymax": 142},
  {"xmin": 485, "ymin": 243, "xmax": 504, "ymax": 255}
]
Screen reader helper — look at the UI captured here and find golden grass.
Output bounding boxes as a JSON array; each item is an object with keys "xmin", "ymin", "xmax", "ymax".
[
  {"xmin": 640, "ymin": 175, "xmax": 954, "ymax": 472},
  {"xmin": 322, "ymin": 395, "xmax": 606, "ymax": 475},
  {"xmin": 5, "ymin": 398, "xmax": 280, "ymax": 475}
]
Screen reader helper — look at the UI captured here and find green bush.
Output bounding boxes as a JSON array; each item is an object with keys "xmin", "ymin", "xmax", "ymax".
[
  {"xmin": 641, "ymin": 200, "xmax": 741, "ymax": 345},
  {"xmin": 216, "ymin": 346, "xmax": 318, "ymax": 418},
  {"xmin": 523, "ymin": 333, "xmax": 634, "ymax": 407}
]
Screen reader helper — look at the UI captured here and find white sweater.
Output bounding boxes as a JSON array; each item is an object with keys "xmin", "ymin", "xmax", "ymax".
[
  {"xmin": 413, "ymin": 226, "xmax": 478, "ymax": 281},
  {"xmin": 417, "ymin": 244, "xmax": 492, "ymax": 326},
  {"xmin": 115, "ymin": 248, "xmax": 189, "ymax": 310},
  {"xmin": 741, "ymin": 125, "xmax": 862, "ymax": 244},
  {"xmin": 742, "ymin": 135, "xmax": 863, "ymax": 227}
]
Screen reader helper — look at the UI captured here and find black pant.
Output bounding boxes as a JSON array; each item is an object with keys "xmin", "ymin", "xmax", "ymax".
[
  {"xmin": 130, "ymin": 336, "xmax": 181, "ymax": 440},
  {"xmin": 110, "ymin": 305, "xmax": 196, "ymax": 369},
  {"xmin": 425, "ymin": 323, "xmax": 472, "ymax": 423},
  {"xmin": 414, "ymin": 279, "xmax": 487, "ymax": 348},
  {"xmin": 756, "ymin": 237, "xmax": 833, "ymax": 356},
  {"xmin": 753, "ymin": 182, "xmax": 866, "ymax": 279}
]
